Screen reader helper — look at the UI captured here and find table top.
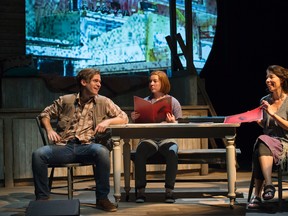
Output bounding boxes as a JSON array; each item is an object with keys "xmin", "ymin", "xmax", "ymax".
[
  {"xmin": 109, "ymin": 122, "xmax": 240, "ymax": 128},
  {"xmin": 109, "ymin": 122, "xmax": 240, "ymax": 139}
]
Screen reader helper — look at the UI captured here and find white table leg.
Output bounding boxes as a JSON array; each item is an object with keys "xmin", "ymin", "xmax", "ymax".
[
  {"xmin": 225, "ymin": 135, "xmax": 237, "ymax": 208},
  {"xmin": 123, "ymin": 139, "xmax": 131, "ymax": 201},
  {"xmin": 112, "ymin": 136, "xmax": 121, "ymax": 203}
]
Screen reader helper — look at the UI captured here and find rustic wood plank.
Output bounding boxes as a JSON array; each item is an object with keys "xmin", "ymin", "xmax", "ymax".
[
  {"xmin": 0, "ymin": 119, "xmax": 4, "ymax": 180},
  {"xmin": 4, "ymin": 118, "xmax": 14, "ymax": 187},
  {"xmin": 0, "ymin": 106, "xmax": 212, "ymax": 185}
]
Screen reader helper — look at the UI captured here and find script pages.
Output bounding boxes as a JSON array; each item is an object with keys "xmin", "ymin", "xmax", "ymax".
[
  {"xmin": 133, "ymin": 96, "xmax": 172, "ymax": 123},
  {"xmin": 224, "ymin": 106, "xmax": 263, "ymax": 123}
]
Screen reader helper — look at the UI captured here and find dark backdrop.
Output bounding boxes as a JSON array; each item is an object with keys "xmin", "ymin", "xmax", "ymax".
[{"xmin": 201, "ymin": 0, "xmax": 288, "ymax": 170}]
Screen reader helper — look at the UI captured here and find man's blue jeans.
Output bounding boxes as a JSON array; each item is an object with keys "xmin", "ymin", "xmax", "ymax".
[{"xmin": 32, "ymin": 142, "xmax": 111, "ymax": 200}]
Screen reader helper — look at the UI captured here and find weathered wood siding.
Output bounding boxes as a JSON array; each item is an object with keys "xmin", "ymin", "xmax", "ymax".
[{"xmin": 0, "ymin": 106, "xmax": 208, "ymax": 187}]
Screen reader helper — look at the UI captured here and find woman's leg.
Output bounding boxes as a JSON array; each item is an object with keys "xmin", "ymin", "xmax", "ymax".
[
  {"xmin": 158, "ymin": 142, "xmax": 178, "ymax": 190},
  {"xmin": 248, "ymin": 144, "xmax": 264, "ymax": 208},
  {"xmin": 159, "ymin": 141, "xmax": 178, "ymax": 203},
  {"xmin": 252, "ymin": 142, "xmax": 275, "ymax": 200},
  {"xmin": 252, "ymin": 144, "xmax": 264, "ymax": 197},
  {"xmin": 259, "ymin": 156, "xmax": 273, "ymax": 184},
  {"xmin": 253, "ymin": 179, "xmax": 265, "ymax": 198},
  {"xmin": 134, "ymin": 140, "xmax": 158, "ymax": 190},
  {"xmin": 258, "ymin": 143, "xmax": 275, "ymax": 200}
]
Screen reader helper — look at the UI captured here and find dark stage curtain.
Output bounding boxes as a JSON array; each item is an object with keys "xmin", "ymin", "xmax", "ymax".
[{"xmin": 200, "ymin": 0, "xmax": 288, "ymax": 170}]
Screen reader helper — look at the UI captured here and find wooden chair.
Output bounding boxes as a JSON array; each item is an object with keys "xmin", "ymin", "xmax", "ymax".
[
  {"xmin": 247, "ymin": 163, "xmax": 288, "ymax": 210},
  {"xmin": 36, "ymin": 116, "xmax": 95, "ymax": 199}
]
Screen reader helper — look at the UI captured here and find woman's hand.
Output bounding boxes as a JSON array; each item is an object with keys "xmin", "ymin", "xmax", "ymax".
[
  {"xmin": 166, "ymin": 112, "xmax": 176, "ymax": 123},
  {"xmin": 131, "ymin": 111, "xmax": 140, "ymax": 122},
  {"xmin": 261, "ymin": 99, "xmax": 288, "ymax": 130},
  {"xmin": 261, "ymin": 100, "xmax": 277, "ymax": 117}
]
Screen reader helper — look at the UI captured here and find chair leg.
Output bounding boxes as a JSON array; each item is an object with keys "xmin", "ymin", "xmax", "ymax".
[
  {"xmin": 92, "ymin": 165, "xmax": 96, "ymax": 190},
  {"xmin": 48, "ymin": 167, "xmax": 55, "ymax": 191},
  {"xmin": 278, "ymin": 167, "xmax": 283, "ymax": 210},
  {"xmin": 133, "ymin": 162, "xmax": 136, "ymax": 202},
  {"xmin": 247, "ymin": 172, "xmax": 254, "ymax": 202},
  {"xmin": 67, "ymin": 167, "xmax": 73, "ymax": 200}
]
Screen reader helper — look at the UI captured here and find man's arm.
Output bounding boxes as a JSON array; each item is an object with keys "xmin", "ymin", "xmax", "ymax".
[
  {"xmin": 96, "ymin": 116, "xmax": 128, "ymax": 133},
  {"xmin": 41, "ymin": 116, "xmax": 61, "ymax": 143}
]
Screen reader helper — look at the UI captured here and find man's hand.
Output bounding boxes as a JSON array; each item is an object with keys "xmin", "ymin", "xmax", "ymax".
[
  {"xmin": 95, "ymin": 119, "xmax": 110, "ymax": 134},
  {"xmin": 47, "ymin": 129, "xmax": 61, "ymax": 143}
]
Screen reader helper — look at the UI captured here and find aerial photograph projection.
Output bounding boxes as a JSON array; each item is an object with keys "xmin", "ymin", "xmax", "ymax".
[{"xmin": 26, "ymin": 0, "xmax": 217, "ymax": 76}]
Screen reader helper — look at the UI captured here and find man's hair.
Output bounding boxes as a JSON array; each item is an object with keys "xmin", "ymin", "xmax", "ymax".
[
  {"xmin": 150, "ymin": 70, "xmax": 171, "ymax": 94},
  {"xmin": 76, "ymin": 68, "xmax": 100, "ymax": 89}
]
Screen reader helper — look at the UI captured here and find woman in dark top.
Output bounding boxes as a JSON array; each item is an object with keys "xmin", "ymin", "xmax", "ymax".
[{"xmin": 248, "ymin": 65, "xmax": 288, "ymax": 209}]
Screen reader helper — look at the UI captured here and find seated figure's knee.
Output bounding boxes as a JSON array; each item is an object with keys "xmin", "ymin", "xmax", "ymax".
[
  {"xmin": 92, "ymin": 144, "xmax": 110, "ymax": 159},
  {"xmin": 32, "ymin": 147, "xmax": 45, "ymax": 159}
]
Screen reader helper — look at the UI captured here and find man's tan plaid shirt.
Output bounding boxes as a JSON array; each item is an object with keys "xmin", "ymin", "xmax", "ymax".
[{"xmin": 39, "ymin": 93, "xmax": 128, "ymax": 145}]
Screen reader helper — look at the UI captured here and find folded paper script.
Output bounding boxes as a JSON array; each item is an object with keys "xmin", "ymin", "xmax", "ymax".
[
  {"xmin": 224, "ymin": 106, "xmax": 263, "ymax": 124},
  {"xmin": 133, "ymin": 96, "xmax": 172, "ymax": 123}
]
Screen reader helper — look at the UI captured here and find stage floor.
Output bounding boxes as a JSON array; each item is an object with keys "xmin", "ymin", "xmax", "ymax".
[{"xmin": 0, "ymin": 169, "xmax": 287, "ymax": 216}]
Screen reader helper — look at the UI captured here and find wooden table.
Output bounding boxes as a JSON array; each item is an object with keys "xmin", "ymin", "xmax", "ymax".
[{"xmin": 109, "ymin": 121, "xmax": 240, "ymax": 208}]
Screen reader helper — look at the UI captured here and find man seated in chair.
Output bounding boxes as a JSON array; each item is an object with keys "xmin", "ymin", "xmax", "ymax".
[{"xmin": 32, "ymin": 68, "xmax": 128, "ymax": 212}]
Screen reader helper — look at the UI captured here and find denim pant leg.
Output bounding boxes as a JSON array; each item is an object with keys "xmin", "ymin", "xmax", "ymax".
[
  {"xmin": 75, "ymin": 143, "xmax": 111, "ymax": 200},
  {"xmin": 32, "ymin": 144, "xmax": 74, "ymax": 200},
  {"xmin": 134, "ymin": 140, "xmax": 158, "ymax": 189},
  {"xmin": 159, "ymin": 142, "xmax": 178, "ymax": 190}
]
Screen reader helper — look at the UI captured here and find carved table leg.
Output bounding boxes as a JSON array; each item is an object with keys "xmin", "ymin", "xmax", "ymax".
[
  {"xmin": 123, "ymin": 138, "xmax": 131, "ymax": 201},
  {"xmin": 225, "ymin": 135, "xmax": 237, "ymax": 209},
  {"xmin": 112, "ymin": 136, "xmax": 121, "ymax": 204}
]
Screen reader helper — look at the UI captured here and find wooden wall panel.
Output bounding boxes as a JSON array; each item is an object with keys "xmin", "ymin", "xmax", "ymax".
[
  {"xmin": 13, "ymin": 119, "xmax": 41, "ymax": 179},
  {"xmin": 1, "ymin": 78, "xmax": 63, "ymax": 109},
  {"xmin": 0, "ymin": 119, "xmax": 3, "ymax": 181},
  {"xmin": 0, "ymin": 107, "xmax": 209, "ymax": 186}
]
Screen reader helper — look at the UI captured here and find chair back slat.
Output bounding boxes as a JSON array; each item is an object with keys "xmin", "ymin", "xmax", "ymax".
[{"xmin": 36, "ymin": 116, "xmax": 57, "ymax": 146}]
